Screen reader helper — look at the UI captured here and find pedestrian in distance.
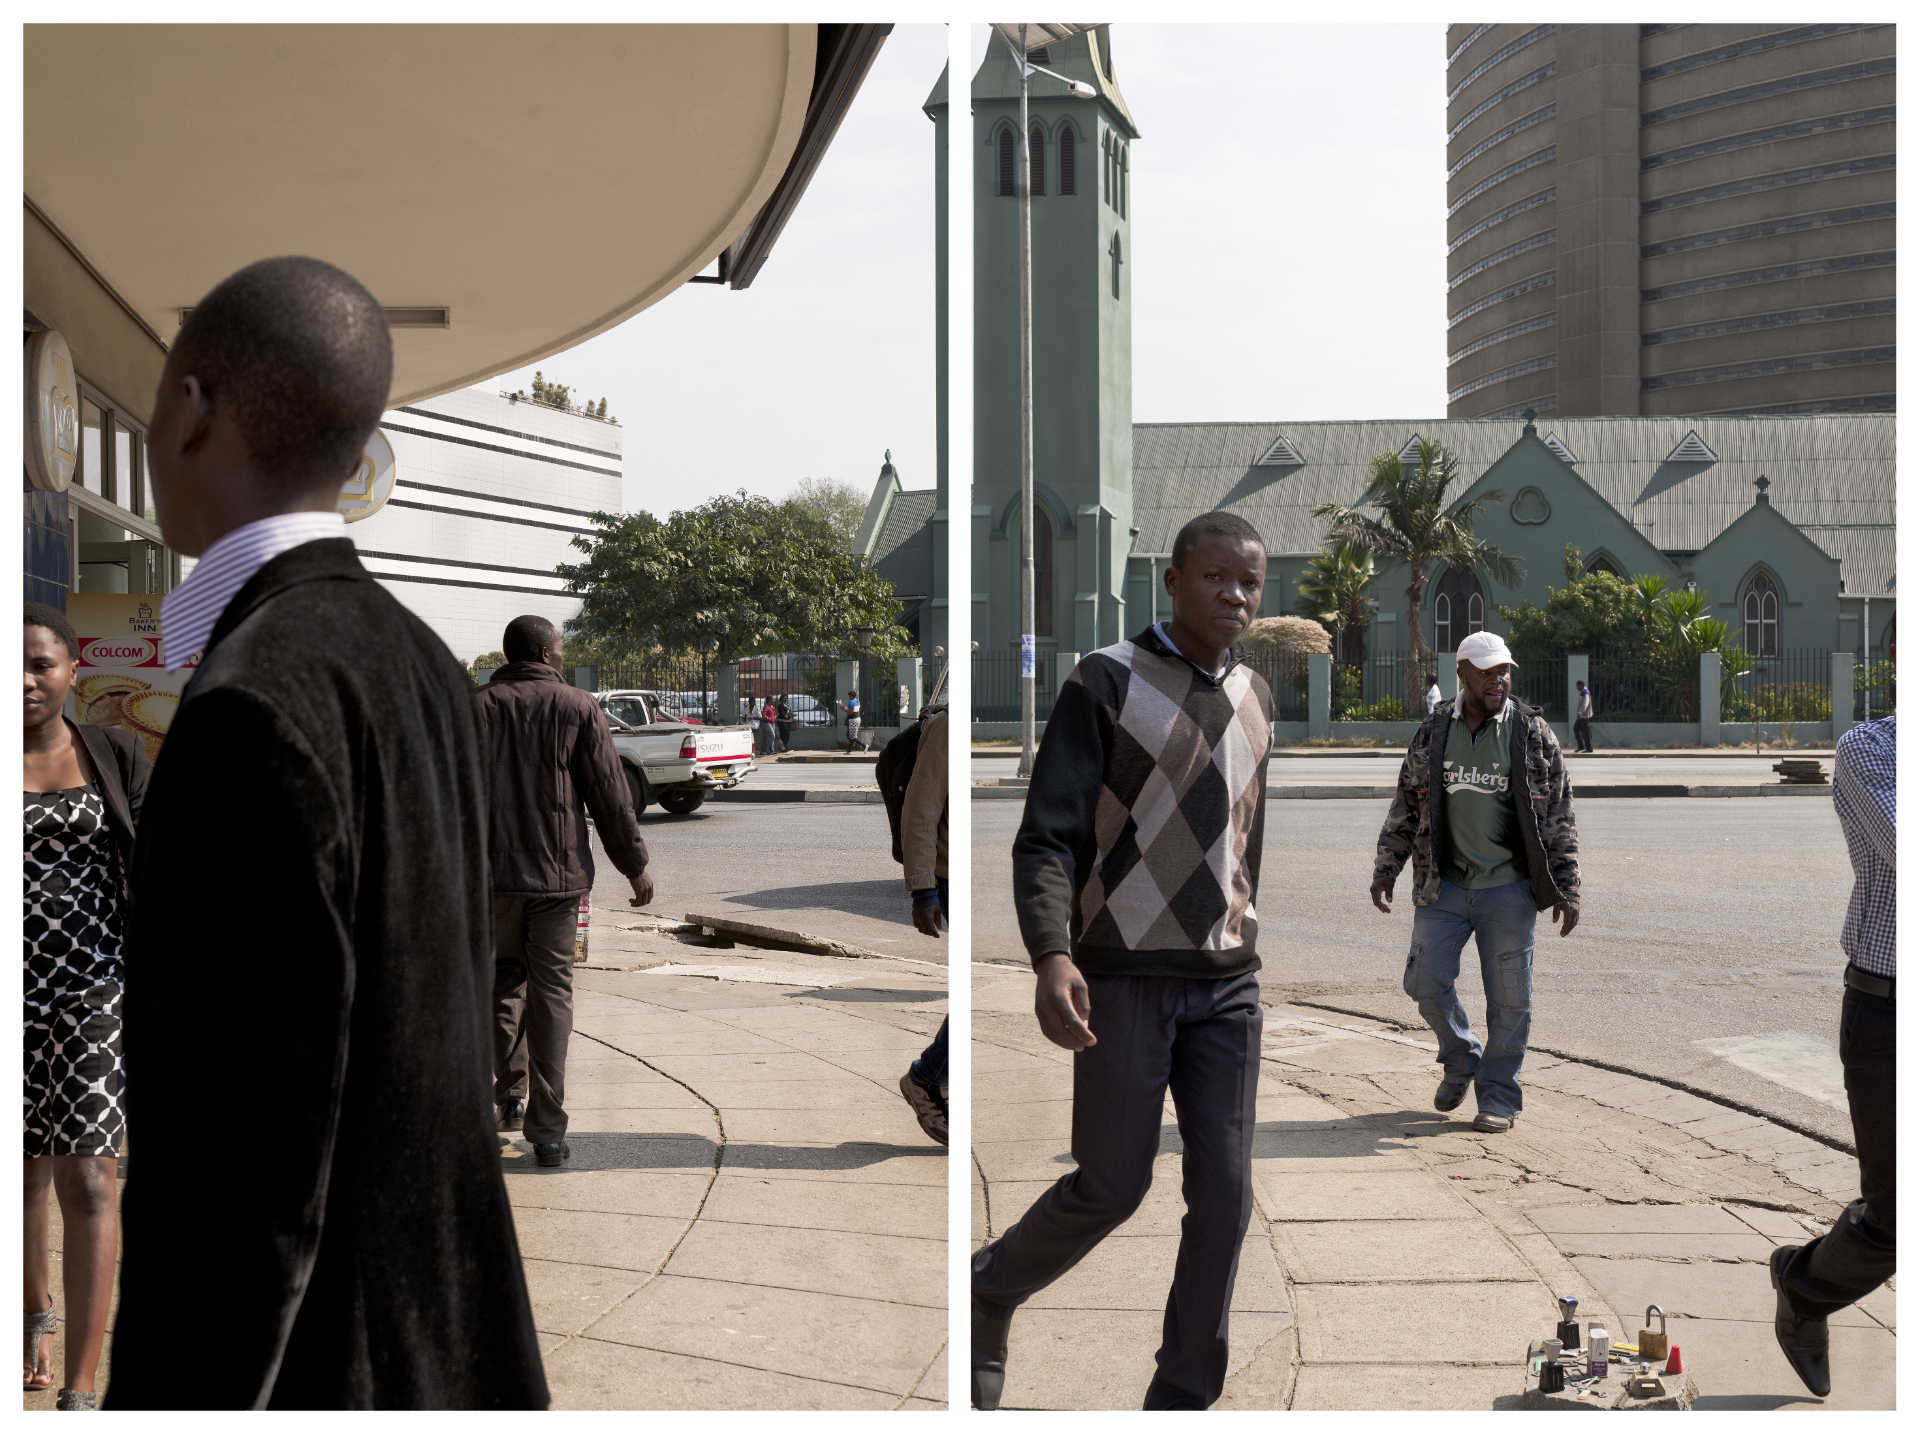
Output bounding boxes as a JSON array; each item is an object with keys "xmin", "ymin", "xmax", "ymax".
[
  {"xmin": 23, "ymin": 604, "xmax": 149, "ymax": 1410},
  {"xmin": 1370, "ymin": 629, "xmax": 1581, "ymax": 1135},
  {"xmin": 1573, "ymin": 679, "xmax": 1595, "ymax": 752},
  {"xmin": 475, "ymin": 616, "xmax": 654, "ymax": 1169},
  {"xmin": 761, "ymin": 696, "xmax": 779, "ymax": 754},
  {"xmin": 892, "ymin": 706, "xmax": 950, "ymax": 1144},
  {"xmin": 1425, "ymin": 671, "xmax": 1443, "ymax": 715},
  {"xmin": 107, "ymin": 257, "xmax": 546, "ymax": 1409},
  {"xmin": 1769, "ymin": 715, "xmax": 1894, "ymax": 1398},
  {"xmin": 842, "ymin": 688, "xmax": 863, "ymax": 753},
  {"xmin": 774, "ymin": 694, "xmax": 794, "ymax": 753},
  {"xmin": 972, "ymin": 511, "xmax": 1275, "ymax": 1411}
]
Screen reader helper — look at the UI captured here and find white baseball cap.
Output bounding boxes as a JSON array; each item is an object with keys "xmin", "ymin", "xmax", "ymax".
[{"xmin": 1455, "ymin": 630, "xmax": 1515, "ymax": 669}]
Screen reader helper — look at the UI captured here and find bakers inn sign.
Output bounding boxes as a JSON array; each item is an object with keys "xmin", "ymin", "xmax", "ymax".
[{"xmin": 25, "ymin": 329, "xmax": 80, "ymax": 492}]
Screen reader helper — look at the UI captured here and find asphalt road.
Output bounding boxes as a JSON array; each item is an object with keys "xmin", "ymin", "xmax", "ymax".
[
  {"xmin": 975, "ymin": 754, "xmax": 1824, "ymax": 785},
  {"xmin": 973, "ymin": 797, "xmax": 1859, "ymax": 1146},
  {"xmin": 586, "ymin": 801, "xmax": 944, "ymax": 963}
]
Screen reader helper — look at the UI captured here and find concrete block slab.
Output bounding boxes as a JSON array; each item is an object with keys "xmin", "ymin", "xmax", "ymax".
[
  {"xmin": 544, "ymin": 1336, "xmax": 900, "ymax": 1410},
  {"xmin": 1275, "ymin": 1219, "xmax": 1535, "ymax": 1284},
  {"xmin": 521, "ymin": 1256, "xmax": 645, "ymax": 1337},
  {"xmin": 504, "ymin": 1169, "xmax": 713, "ymax": 1219},
  {"xmin": 1652, "ymin": 1315, "xmax": 1895, "ymax": 1411},
  {"xmin": 550, "ymin": 1107, "xmax": 722, "ymax": 1135},
  {"xmin": 807, "ymin": 1047, "xmax": 951, "ymax": 1085},
  {"xmin": 1250, "ymin": 1128, "xmax": 1421, "ymax": 1164},
  {"xmin": 970, "ymin": 1042, "xmax": 1068, "ymax": 1076},
  {"xmin": 700, "ymin": 1172, "xmax": 944, "ymax": 1240},
  {"xmin": 996, "ymin": 1307, "xmax": 1291, "ymax": 1411},
  {"xmin": 974, "ymin": 1171, "xmax": 990, "ymax": 1241},
  {"xmin": 550, "ymin": 1080, "xmax": 711, "ymax": 1111},
  {"xmin": 1259, "ymin": 1167, "xmax": 1474, "ymax": 1222},
  {"xmin": 1292, "ymin": 1362, "xmax": 1523, "ymax": 1411},
  {"xmin": 717, "ymin": 1107, "xmax": 927, "ymax": 1146},
  {"xmin": 647, "ymin": 1052, "xmax": 855, "ymax": 1085},
  {"xmin": 1542, "ymin": 1232, "xmax": 1778, "ymax": 1263},
  {"xmin": 510, "ymin": 1206, "xmax": 686, "ymax": 1274},
  {"xmin": 1293, "ymin": 1282, "xmax": 1549, "ymax": 1364},
  {"xmin": 1286, "ymin": 1036, "xmax": 1439, "ymax": 1075},
  {"xmin": 1526, "ymin": 1203, "xmax": 1752, "ymax": 1236},
  {"xmin": 983, "ymin": 1179, "xmax": 1189, "ymax": 1238},
  {"xmin": 911, "ymin": 1340, "xmax": 947, "ymax": 1402},
  {"xmin": 666, "ymin": 1220, "xmax": 944, "ymax": 1308},
  {"xmin": 1723, "ymin": 1205, "xmax": 1818, "ymax": 1239},
  {"xmin": 718, "ymin": 1140, "xmax": 945, "ymax": 1182},
  {"xmin": 584, "ymin": 1273, "xmax": 944, "ymax": 1396},
  {"xmin": 1566, "ymin": 1255, "xmax": 1882, "ymax": 1328},
  {"xmin": 681, "ymin": 1079, "xmax": 906, "ymax": 1111},
  {"xmin": 590, "ymin": 1028, "xmax": 796, "ymax": 1058},
  {"xmin": 1254, "ymin": 1093, "xmax": 1354, "ymax": 1124},
  {"xmin": 972, "ymin": 1138, "xmax": 1082, "ymax": 1184},
  {"xmin": 1024, "ymin": 1231, "xmax": 1287, "ymax": 1314},
  {"xmin": 973, "ymin": 1100, "xmax": 1074, "ymax": 1144},
  {"xmin": 500, "ymin": 1132, "xmax": 717, "ymax": 1176}
]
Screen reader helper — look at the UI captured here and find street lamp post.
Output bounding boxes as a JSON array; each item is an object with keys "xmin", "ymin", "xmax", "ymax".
[{"xmin": 855, "ymin": 623, "xmax": 875, "ymax": 752}]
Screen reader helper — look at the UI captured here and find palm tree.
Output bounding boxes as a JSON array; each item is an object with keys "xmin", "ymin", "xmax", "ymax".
[
  {"xmin": 1314, "ymin": 439, "xmax": 1524, "ymax": 711},
  {"xmin": 1294, "ymin": 542, "xmax": 1378, "ymax": 665},
  {"xmin": 1628, "ymin": 573, "xmax": 1671, "ymax": 645}
]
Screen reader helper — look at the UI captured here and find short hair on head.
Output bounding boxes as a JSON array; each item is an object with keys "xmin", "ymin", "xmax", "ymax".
[
  {"xmin": 24, "ymin": 603, "xmax": 79, "ymax": 659},
  {"xmin": 502, "ymin": 614, "xmax": 561, "ymax": 663},
  {"xmin": 1170, "ymin": 510, "xmax": 1267, "ymax": 569},
  {"xmin": 170, "ymin": 256, "xmax": 392, "ymax": 493}
]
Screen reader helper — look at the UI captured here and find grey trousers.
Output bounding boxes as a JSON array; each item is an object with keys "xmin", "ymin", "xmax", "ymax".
[
  {"xmin": 972, "ymin": 970, "xmax": 1263, "ymax": 1409},
  {"xmin": 493, "ymin": 894, "xmax": 579, "ymax": 1146}
]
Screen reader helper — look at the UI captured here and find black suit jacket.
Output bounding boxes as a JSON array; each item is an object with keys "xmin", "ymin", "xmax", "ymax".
[
  {"xmin": 74, "ymin": 720, "xmax": 149, "ymax": 905},
  {"xmin": 107, "ymin": 539, "xmax": 547, "ymax": 1410}
]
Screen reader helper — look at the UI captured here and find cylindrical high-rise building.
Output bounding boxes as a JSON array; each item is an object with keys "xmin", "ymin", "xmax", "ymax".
[{"xmin": 1444, "ymin": 23, "xmax": 1894, "ymax": 419}]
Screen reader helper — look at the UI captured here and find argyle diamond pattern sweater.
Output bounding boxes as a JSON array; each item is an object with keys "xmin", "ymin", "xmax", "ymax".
[{"xmin": 1013, "ymin": 625, "xmax": 1274, "ymax": 978}]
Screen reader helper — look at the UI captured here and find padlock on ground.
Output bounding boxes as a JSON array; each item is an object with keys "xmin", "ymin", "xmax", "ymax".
[{"xmin": 1638, "ymin": 1304, "xmax": 1669, "ymax": 1361}]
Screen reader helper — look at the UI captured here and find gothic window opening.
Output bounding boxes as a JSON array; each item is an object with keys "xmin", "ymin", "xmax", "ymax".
[
  {"xmin": 1109, "ymin": 232, "xmax": 1124, "ymax": 299},
  {"xmin": 1032, "ymin": 504, "xmax": 1055, "ymax": 637},
  {"xmin": 1059, "ymin": 127, "xmax": 1076, "ymax": 194},
  {"xmin": 1432, "ymin": 568, "xmax": 1485, "ymax": 653},
  {"xmin": 1434, "ymin": 593, "xmax": 1454, "ymax": 655},
  {"xmin": 1467, "ymin": 591, "xmax": 1484, "ymax": 633},
  {"xmin": 1119, "ymin": 143, "xmax": 1129, "ymax": 217},
  {"xmin": 998, "ymin": 127, "xmax": 1015, "ymax": 197},
  {"xmin": 1585, "ymin": 553, "xmax": 1621, "ymax": 577},
  {"xmin": 1102, "ymin": 132, "xmax": 1113, "ymax": 206},
  {"xmin": 1029, "ymin": 125, "xmax": 1046, "ymax": 197},
  {"xmin": 1744, "ymin": 571, "xmax": 1778, "ymax": 656}
]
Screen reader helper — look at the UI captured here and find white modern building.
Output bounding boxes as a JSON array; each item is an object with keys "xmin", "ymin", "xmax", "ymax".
[{"xmin": 347, "ymin": 386, "xmax": 621, "ymax": 666}]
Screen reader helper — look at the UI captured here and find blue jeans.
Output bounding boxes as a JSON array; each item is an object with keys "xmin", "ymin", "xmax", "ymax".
[
  {"xmin": 1404, "ymin": 878, "xmax": 1536, "ymax": 1118},
  {"xmin": 909, "ymin": 878, "xmax": 950, "ymax": 1089}
]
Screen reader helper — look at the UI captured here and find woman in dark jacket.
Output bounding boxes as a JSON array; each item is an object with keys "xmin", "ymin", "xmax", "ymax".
[{"xmin": 22, "ymin": 603, "xmax": 149, "ymax": 1410}]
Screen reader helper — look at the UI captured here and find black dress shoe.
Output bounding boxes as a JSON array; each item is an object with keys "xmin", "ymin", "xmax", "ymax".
[
  {"xmin": 971, "ymin": 1295, "xmax": 1011, "ymax": 1410},
  {"xmin": 1769, "ymin": 1245, "xmax": 1831, "ymax": 1397},
  {"xmin": 533, "ymin": 1141, "xmax": 570, "ymax": 1168},
  {"xmin": 498, "ymin": 1099, "xmax": 525, "ymax": 1132}
]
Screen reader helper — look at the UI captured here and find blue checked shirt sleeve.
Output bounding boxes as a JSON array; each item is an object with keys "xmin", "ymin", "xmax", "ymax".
[{"xmin": 1833, "ymin": 716, "xmax": 1895, "ymax": 977}]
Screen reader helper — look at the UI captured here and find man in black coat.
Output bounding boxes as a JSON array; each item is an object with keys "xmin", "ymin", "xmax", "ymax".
[{"xmin": 107, "ymin": 257, "xmax": 547, "ymax": 1409}]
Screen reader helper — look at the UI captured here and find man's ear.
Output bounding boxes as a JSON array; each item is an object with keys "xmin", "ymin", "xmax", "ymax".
[{"xmin": 159, "ymin": 373, "xmax": 217, "ymax": 460}]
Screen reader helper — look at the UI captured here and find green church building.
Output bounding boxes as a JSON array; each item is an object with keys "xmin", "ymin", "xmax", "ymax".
[{"xmin": 871, "ymin": 30, "xmax": 1895, "ymax": 727}]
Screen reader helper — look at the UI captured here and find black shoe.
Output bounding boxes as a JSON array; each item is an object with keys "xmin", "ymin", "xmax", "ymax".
[
  {"xmin": 899, "ymin": 1070, "xmax": 949, "ymax": 1145},
  {"xmin": 1770, "ymin": 1245, "xmax": 1831, "ymax": 1397},
  {"xmin": 533, "ymin": 1141, "xmax": 570, "ymax": 1168},
  {"xmin": 971, "ymin": 1295, "xmax": 1012, "ymax": 1410},
  {"xmin": 1434, "ymin": 1075, "xmax": 1470, "ymax": 1112},
  {"xmin": 498, "ymin": 1099, "xmax": 525, "ymax": 1132}
]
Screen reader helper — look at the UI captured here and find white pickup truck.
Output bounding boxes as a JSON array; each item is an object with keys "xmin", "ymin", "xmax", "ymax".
[{"xmin": 596, "ymin": 690, "xmax": 757, "ymax": 815}]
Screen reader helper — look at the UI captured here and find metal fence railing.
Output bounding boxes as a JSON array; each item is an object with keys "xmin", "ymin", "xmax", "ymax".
[
  {"xmin": 1512, "ymin": 653, "xmax": 1568, "ymax": 722},
  {"xmin": 973, "ymin": 651, "xmax": 1060, "ymax": 724},
  {"xmin": 1587, "ymin": 646, "xmax": 1700, "ymax": 723},
  {"xmin": 1332, "ymin": 648, "xmax": 1414, "ymax": 722},
  {"xmin": 1724, "ymin": 647, "xmax": 1833, "ymax": 724},
  {"xmin": 1243, "ymin": 656, "xmax": 1310, "ymax": 722}
]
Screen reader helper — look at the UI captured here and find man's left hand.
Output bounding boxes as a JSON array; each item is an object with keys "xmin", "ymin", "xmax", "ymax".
[
  {"xmin": 912, "ymin": 903, "xmax": 943, "ymax": 938},
  {"xmin": 629, "ymin": 872, "xmax": 655, "ymax": 908},
  {"xmin": 1552, "ymin": 901, "xmax": 1579, "ymax": 936}
]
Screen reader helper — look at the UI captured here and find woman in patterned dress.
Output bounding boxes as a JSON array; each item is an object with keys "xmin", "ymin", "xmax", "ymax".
[{"xmin": 23, "ymin": 604, "xmax": 148, "ymax": 1409}]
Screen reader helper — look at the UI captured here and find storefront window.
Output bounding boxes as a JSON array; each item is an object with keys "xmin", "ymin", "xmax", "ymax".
[
  {"xmin": 113, "ymin": 418, "xmax": 139, "ymax": 516},
  {"xmin": 80, "ymin": 400, "xmax": 105, "ymax": 494}
]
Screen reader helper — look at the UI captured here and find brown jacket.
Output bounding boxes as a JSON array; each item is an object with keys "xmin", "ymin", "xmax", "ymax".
[{"xmin": 473, "ymin": 662, "xmax": 648, "ymax": 897}]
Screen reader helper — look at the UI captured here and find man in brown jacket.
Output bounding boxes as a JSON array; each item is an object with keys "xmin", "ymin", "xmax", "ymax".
[{"xmin": 474, "ymin": 615, "xmax": 653, "ymax": 1167}]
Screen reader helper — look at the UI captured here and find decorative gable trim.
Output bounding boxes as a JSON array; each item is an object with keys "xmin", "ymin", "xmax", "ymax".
[
  {"xmin": 1666, "ymin": 429, "xmax": 1717, "ymax": 462},
  {"xmin": 1541, "ymin": 430, "xmax": 1579, "ymax": 463},
  {"xmin": 1256, "ymin": 434, "xmax": 1305, "ymax": 466},
  {"xmin": 1397, "ymin": 434, "xmax": 1425, "ymax": 465}
]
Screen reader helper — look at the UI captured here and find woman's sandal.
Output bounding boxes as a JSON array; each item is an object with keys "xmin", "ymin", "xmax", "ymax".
[
  {"xmin": 24, "ymin": 1298, "xmax": 56, "ymax": 1392},
  {"xmin": 56, "ymin": 1388, "xmax": 97, "ymax": 1410}
]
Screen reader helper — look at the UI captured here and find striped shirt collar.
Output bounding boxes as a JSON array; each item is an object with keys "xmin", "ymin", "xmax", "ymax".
[{"xmin": 160, "ymin": 511, "xmax": 346, "ymax": 670}]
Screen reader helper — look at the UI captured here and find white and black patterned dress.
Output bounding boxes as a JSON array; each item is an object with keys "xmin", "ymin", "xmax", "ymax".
[{"xmin": 23, "ymin": 784, "xmax": 127, "ymax": 1158}]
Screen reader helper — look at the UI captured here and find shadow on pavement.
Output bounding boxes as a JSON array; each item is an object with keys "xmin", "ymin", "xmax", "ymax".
[
  {"xmin": 499, "ymin": 1132, "xmax": 942, "ymax": 1173},
  {"xmin": 722, "ymin": 879, "xmax": 903, "ymax": 917},
  {"xmin": 792, "ymin": 987, "xmax": 946, "ymax": 1004}
]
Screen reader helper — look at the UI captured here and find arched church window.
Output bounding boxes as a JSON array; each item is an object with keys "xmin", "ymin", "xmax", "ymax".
[
  {"xmin": 1119, "ymin": 143, "xmax": 1129, "ymax": 217},
  {"xmin": 1059, "ymin": 128, "xmax": 1076, "ymax": 195},
  {"xmin": 1744, "ymin": 572, "xmax": 1778, "ymax": 657},
  {"xmin": 1029, "ymin": 125, "xmax": 1046, "ymax": 197},
  {"xmin": 998, "ymin": 127, "xmax": 1015, "ymax": 197},
  {"xmin": 1109, "ymin": 232, "xmax": 1124, "ymax": 299},
  {"xmin": 1102, "ymin": 132, "xmax": 1113, "ymax": 206},
  {"xmin": 1434, "ymin": 593, "xmax": 1453, "ymax": 654},
  {"xmin": 1468, "ymin": 591, "xmax": 1484, "ymax": 634},
  {"xmin": 1585, "ymin": 553, "xmax": 1620, "ymax": 577},
  {"xmin": 1033, "ymin": 504, "xmax": 1055, "ymax": 637},
  {"xmin": 1432, "ymin": 568, "xmax": 1484, "ymax": 653}
]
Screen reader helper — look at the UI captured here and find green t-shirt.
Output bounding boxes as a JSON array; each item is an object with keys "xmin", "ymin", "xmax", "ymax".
[{"xmin": 1441, "ymin": 704, "xmax": 1524, "ymax": 889}]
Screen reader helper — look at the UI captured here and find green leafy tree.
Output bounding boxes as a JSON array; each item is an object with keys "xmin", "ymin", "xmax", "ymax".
[
  {"xmin": 1293, "ymin": 542, "xmax": 1378, "ymax": 664},
  {"xmin": 1497, "ymin": 545, "xmax": 1643, "ymax": 655},
  {"xmin": 511, "ymin": 372, "xmax": 615, "ymax": 423},
  {"xmin": 467, "ymin": 649, "xmax": 508, "ymax": 682},
  {"xmin": 785, "ymin": 476, "xmax": 869, "ymax": 549},
  {"xmin": 555, "ymin": 491, "xmax": 911, "ymax": 669},
  {"xmin": 1314, "ymin": 439, "xmax": 1522, "ymax": 710}
]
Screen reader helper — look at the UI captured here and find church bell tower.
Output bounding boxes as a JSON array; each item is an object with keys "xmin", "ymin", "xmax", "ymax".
[{"xmin": 969, "ymin": 26, "xmax": 1139, "ymax": 663}]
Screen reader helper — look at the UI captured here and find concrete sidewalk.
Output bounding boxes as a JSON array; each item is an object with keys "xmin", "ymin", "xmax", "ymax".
[
  {"xmin": 971, "ymin": 964, "xmax": 1894, "ymax": 1411},
  {"xmin": 513, "ymin": 914, "xmax": 949, "ymax": 1408}
]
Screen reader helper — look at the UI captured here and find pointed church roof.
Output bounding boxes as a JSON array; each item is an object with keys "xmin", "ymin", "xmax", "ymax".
[
  {"xmin": 1129, "ymin": 414, "xmax": 1893, "ymax": 594},
  {"xmin": 972, "ymin": 25, "xmax": 1138, "ymax": 136}
]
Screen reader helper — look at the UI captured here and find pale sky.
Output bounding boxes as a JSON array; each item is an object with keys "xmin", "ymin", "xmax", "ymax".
[
  {"xmin": 490, "ymin": 23, "xmax": 946, "ymax": 519},
  {"xmin": 973, "ymin": 23, "xmax": 1449, "ymax": 424}
]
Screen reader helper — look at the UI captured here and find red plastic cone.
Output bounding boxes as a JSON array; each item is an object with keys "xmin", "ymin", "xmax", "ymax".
[{"xmin": 1663, "ymin": 1345, "xmax": 1682, "ymax": 1375}]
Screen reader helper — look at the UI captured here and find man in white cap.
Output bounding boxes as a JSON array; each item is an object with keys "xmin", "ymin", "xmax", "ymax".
[{"xmin": 1368, "ymin": 630, "xmax": 1581, "ymax": 1132}]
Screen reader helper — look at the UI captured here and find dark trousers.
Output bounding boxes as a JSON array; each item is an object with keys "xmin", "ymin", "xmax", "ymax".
[
  {"xmin": 909, "ymin": 882, "xmax": 951, "ymax": 1089},
  {"xmin": 1573, "ymin": 717, "xmax": 1593, "ymax": 752},
  {"xmin": 493, "ymin": 894, "xmax": 580, "ymax": 1146},
  {"xmin": 972, "ymin": 971, "xmax": 1263, "ymax": 1409},
  {"xmin": 1778, "ymin": 981, "xmax": 1895, "ymax": 1318}
]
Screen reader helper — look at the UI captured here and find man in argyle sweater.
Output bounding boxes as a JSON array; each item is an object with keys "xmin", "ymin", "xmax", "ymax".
[{"xmin": 972, "ymin": 512, "xmax": 1274, "ymax": 1412}]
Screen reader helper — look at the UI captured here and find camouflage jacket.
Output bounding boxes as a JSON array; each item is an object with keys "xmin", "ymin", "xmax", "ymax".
[{"xmin": 1373, "ymin": 698, "xmax": 1581, "ymax": 910}]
